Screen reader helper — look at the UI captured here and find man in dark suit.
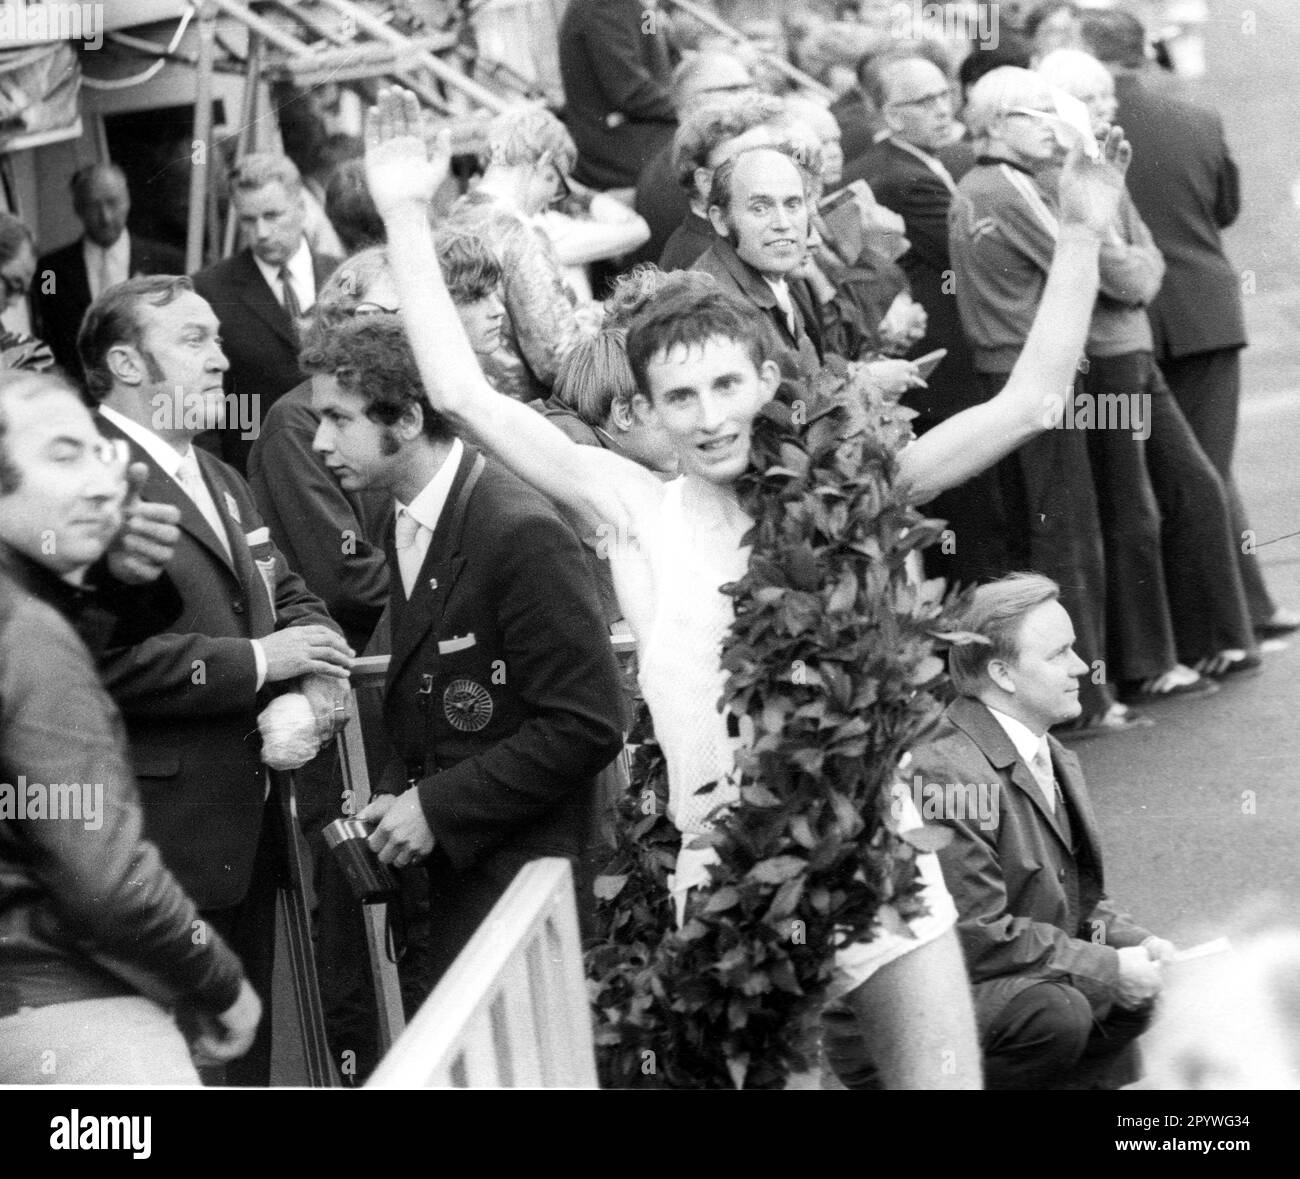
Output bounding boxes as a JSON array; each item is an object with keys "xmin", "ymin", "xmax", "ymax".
[
  {"xmin": 1082, "ymin": 9, "xmax": 1297, "ymax": 641},
  {"xmin": 558, "ymin": 0, "xmax": 678, "ymax": 190},
  {"xmin": 304, "ymin": 313, "xmax": 625, "ymax": 992},
  {"xmin": 35, "ymin": 164, "xmax": 184, "ymax": 381},
  {"xmin": 77, "ymin": 275, "xmax": 355, "ymax": 1084},
  {"xmin": 693, "ymin": 146, "xmax": 824, "ymax": 385},
  {"xmin": 914, "ymin": 573, "xmax": 1175, "ymax": 1089},
  {"xmin": 192, "ymin": 153, "xmax": 341, "ymax": 475},
  {"xmin": 842, "ymin": 50, "xmax": 975, "ymax": 424}
]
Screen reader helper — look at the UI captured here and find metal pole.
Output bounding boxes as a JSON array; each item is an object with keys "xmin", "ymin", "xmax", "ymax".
[
  {"xmin": 223, "ymin": 31, "xmax": 262, "ymax": 259},
  {"xmin": 310, "ymin": 0, "xmax": 513, "ymax": 113},
  {"xmin": 659, "ymin": 0, "xmax": 834, "ymax": 101},
  {"xmin": 186, "ymin": 1, "xmax": 219, "ymax": 273}
]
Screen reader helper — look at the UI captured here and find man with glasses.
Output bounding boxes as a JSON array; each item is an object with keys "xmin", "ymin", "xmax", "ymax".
[
  {"xmin": 946, "ymin": 66, "xmax": 1135, "ymax": 738},
  {"xmin": 445, "ymin": 107, "xmax": 591, "ymax": 403},
  {"xmin": 842, "ymin": 51, "xmax": 977, "ymax": 426},
  {"xmin": 0, "ymin": 369, "xmax": 261, "ymax": 1084}
]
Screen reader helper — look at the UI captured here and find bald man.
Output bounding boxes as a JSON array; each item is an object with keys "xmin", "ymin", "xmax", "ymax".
[{"xmin": 36, "ymin": 164, "xmax": 184, "ymax": 379}]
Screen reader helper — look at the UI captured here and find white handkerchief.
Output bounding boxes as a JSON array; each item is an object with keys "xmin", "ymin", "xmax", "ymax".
[
  {"xmin": 438, "ymin": 633, "xmax": 477, "ymax": 655},
  {"xmin": 245, "ymin": 526, "xmax": 270, "ymax": 548},
  {"xmin": 225, "ymin": 492, "xmax": 243, "ymax": 523}
]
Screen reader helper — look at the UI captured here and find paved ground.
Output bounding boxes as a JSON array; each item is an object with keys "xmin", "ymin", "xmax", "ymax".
[{"xmin": 1081, "ymin": 0, "xmax": 1300, "ymax": 946}]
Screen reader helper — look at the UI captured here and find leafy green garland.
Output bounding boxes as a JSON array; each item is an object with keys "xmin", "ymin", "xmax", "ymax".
[{"xmin": 586, "ymin": 357, "xmax": 966, "ymax": 1089}]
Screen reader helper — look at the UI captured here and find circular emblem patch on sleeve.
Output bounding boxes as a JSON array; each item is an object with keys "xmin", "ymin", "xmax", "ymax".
[{"xmin": 442, "ymin": 678, "xmax": 494, "ymax": 732}]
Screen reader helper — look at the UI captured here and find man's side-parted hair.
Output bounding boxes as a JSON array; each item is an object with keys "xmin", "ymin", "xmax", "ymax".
[
  {"xmin": 962, "ymin": 66, "xmax": 1056, "ymax": 140},
  {"xmin": 554, "ymin": 328, "xmax": 637, "ymax": 426},
  {"xmin": 670, "ymin": 92, "xmax": 786, "ymax": 190},
  {"xmin": 230, "ymin": 152, "xmax": 303, "ymax": 196},
  {"xmin": 77, "ymin": 275, "xmax": 195, "ymax": 405},
  {"xmin": 486, "ymin": 105, "xmax": 577, "ymax": 176},
  {"xmin": 435, "ymin": 229, "xmax": 502, "ymax": 304},
  {"xmin": 0, "ymin": 371, "xmax": 82, "ymax": 494},
  {"xmin": 859, "ymin": 45, "xmax": 950, "ymax": 111},
  {"xmin": 948, "ymin": 572, "xmax": 1062, "ymax": 697},
  {"xmin": 1080, "ymin": 8, "xmax": 1147, "ymax": 71},
  {"xmin": 311, "ymin": 245, "xmax": 390, "ymax": 330},
  {"xmin": 299, "ymin": 315, "xmax": 451, "ymax": 441},
  {"xmin": 625, "ymin": 281, "xmax": 768, "ymax": 399}
]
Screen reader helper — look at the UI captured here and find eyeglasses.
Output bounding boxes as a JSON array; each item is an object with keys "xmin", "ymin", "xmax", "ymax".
[
  {"xmin": 353, "ymin": 302, "xmax": 399, "ymax": 317},
  {"xmin": 1004, "ymin": 106, "xmax": 1057, "ymax": 121},
  {"xmin": 887, "ymin": 88, "xmax": 954, "ymax": 112}
]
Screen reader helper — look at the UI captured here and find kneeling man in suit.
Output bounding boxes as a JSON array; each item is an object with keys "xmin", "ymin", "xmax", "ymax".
[
  {"xmin": 304, "ymin": 313, "xmax": 625, "ymax": 991},
  {"xmin": 913, "ymin": 572, "xmax": 1176, "ymax": 1089}
]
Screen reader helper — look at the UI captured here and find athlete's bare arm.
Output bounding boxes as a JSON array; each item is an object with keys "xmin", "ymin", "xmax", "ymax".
[
  {"xmin": 365, "ymin": 89, "xmax": 664, "ymax": 538},
  {"xmin": 898, "ymin": 127, "xmax": 1133, "ymax": 505}
]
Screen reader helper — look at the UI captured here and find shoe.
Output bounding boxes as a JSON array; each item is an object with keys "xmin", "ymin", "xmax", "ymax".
[
  {"xmin": 1196, "ymin": 651, "xmax": 1264, "ymax": 680},
  {"xmin": 1055, "ymin": 704, "xmax": 1155, "ymax": 741},
  {"xmin": 1120, "ymin": 675, "xmax": 1220, "ymax": 703},
  {"xmin": 1256, "ymin": 609, "xmax": 1300, "ymax": 639}
]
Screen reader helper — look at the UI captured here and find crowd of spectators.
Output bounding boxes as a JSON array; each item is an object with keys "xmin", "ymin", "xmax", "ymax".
[{"xmin": 0, "ymin": 0, "xmax": 1293, "ymax": 1091}]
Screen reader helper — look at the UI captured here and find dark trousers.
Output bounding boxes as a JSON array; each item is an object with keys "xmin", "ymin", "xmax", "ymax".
[
  {"xmin": 1082, "ymin": 354, "xmax": 1175, "ymax": 681},
  {"xmin": 1159, "ymin": 347, "xmax": 1275, "ymax": 627},
  {"xmin": 202, "ymin": 806, "xmax": 284, "ymax": 1087},
  {"xmin": 922, "ymin": 371, "xmax": 1114, "ymax": 718},
  {"xmin": 983, "ymin": 982, "xmax": 1151, "ymax": 1090},
  {"xmin": 821, "ymin": 981, "xmax": 1150, "ymax": 1090},
  {"xmin": 1135, "ymin": 355, "xmax": 1256, "ymax": 660}
]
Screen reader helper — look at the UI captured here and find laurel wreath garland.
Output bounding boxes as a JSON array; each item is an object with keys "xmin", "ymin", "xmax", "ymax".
[{"xmin": 585, "ymin": 356, "xmax": 970, "ymax": 1089}]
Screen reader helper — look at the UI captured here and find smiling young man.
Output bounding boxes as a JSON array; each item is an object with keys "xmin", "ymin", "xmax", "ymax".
[
  {"xmin": 911, "ymin": 572, "xmax": 1176, "ymax": 1089},
  {"xmin": 303, "ymin": 313, "xmax": 624, "ymax": 994},
  {"xmin": 364, "ymin": 86, "xmax": 1134, "ymax": 1089}
]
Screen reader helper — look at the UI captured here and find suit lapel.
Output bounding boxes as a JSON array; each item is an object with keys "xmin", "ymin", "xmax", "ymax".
[
  {"xmin": 387, "ymin": 446, "xmax": 479, "ymax": 689},
  {"xmin": 97, "ymin": 416, "xmax": 239, "ymax": 579},
  {"xmin": 1049, "ymin": 739, "xmax": 1101, "ymax": 858},
  {"xmin": 67, "ymin": 244, "xmax": 92, "ymax": 310},
  {"xmin": 232, "ymin": 249, "xmax": 298, "ymax": 349},
  {"xmin": 947, "ymin": 696, "xmax": 1073, "ymax": 850},
  {"xmin": 194, "ymin": 449, "xmax": 277, "ymax": 633}
]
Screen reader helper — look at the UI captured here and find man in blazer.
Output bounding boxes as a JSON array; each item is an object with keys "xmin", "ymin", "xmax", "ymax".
[
  {"xmin": 693, "ymin": 147, "xmax": 825, "ymax": 386},
  {"xmin": 558, "ymin": 0, "xmax": 677, "ymax": 190},
  {"xmin": 913, "ymin": 573, "xmax": 1176, "ymax": 1089},
  {"xmin": 304, "ymin": 313, "xmax": 625, "ymax": 992},
  {"xmin": 191, "ymin": 153, "xmax": 341, "ymax": 475},
  {"xmin": 1082, "ymin": 8, "xmax": 1297, "ymax": 641},
  {"xmin": 77, "ymin": 275, "xmax": 355, "ymax": 1084},
  {"xmin": 35, "ymin": 164, "xmax": 184, "ymax": 381},
  {"xmin": 842, "ymin": 51, "xmax": 976, "ymax": 425}
]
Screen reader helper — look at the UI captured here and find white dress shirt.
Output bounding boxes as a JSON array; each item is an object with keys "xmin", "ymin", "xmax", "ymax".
[
  {"xmin": 253, "ymin": 237, "xmax": 316, "ymax": 314},
  {"xmin": 98, "ymin": 405, "xmax": 267, "ymax": 687},
  {"xmin": 987, "ymin": 705, "xmax": 1056, "ymax": 812},
  {"xmin": 763, "ymin": 275, "xmax": 798, "ymax": 336},
  {"xmin": 83, "ymin": 231, "xmax": 132, "ymax": 300},
  {"xmin": 393, "ymin": 439, "xmax": 465, "ymax": 598}
]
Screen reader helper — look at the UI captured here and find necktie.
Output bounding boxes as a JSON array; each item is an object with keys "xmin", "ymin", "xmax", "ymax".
[
  {"xmin": 394, "ymin": 507, "xmax": 425, "ymax": 598},
  {"xmin": 1029, "ymin": 738, "xmax": 1058, "ymax": 814},
  {"xmin": 176, "ymin": 449, "xmax": 232, "ymax": 559},
  {"xmin": 97, "ymin": 248, "xmax": 113, "ymax": 300},
  {"xmin": 279, "ymin": 265, "xmax": 302, "ymax": 337}
]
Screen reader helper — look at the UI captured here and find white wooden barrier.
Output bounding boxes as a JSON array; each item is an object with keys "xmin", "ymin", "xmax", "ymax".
[{"xmin": 366, "ymin": 857, "xmax": 597, "ymax": 1089}]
